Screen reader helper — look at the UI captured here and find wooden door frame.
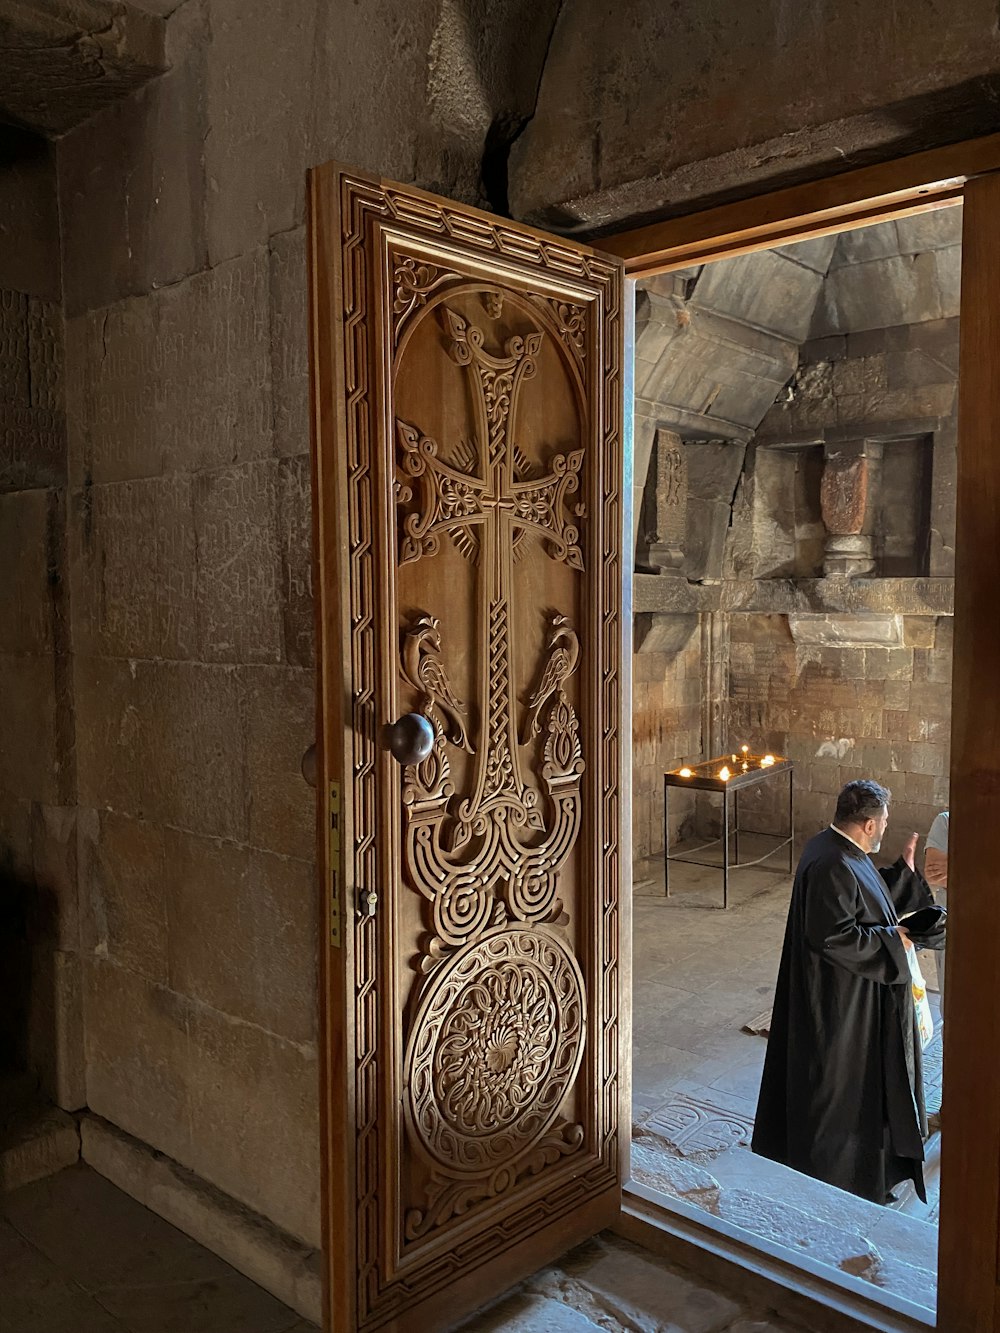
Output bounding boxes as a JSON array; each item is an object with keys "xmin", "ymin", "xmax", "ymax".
[{"xmin": 599, "ymin": 133, "xmax": 1000, "ymax": 1332}]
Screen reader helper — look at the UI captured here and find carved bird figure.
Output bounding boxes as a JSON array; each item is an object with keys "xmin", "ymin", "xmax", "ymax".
[
  {"xmin": 521, "ymin": 614, "xmax": 580, "ymax": 742},
  {"xmin": 401, "ymin": 614, "xmax": 473, "ymax": 752}
]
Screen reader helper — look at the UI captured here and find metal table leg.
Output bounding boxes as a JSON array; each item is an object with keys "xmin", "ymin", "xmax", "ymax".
[
  {"xmin": 788, "ymin": 767, "xmax": 795, "ymax": 872},
  {"xmin": 734, "ymin": 787, "xmax": 740, "ymax": 867},
  {"xmin": 723, "ymin": 786, "xmax": 730, "ymax": 910},
  {"xmin": 663, "ymin": 774, "xmax": 670, "ymax": 899}
]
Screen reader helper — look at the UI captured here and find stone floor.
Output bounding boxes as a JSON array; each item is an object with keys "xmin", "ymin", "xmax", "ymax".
[
  {"xmin": 630, "ymin": 839, "xmax": 943, "ymax": 1313},
  {"xmin": 0, "ymin": 1164, "xmax": 318, "ymax": 1333},
  {"xmin": 4, "ymin": 1164, "xmax": 808, "ymax": 1333},
  {"xmin": 452, "ymin": 1234, "xmax": 807, "ymax": 1332}
]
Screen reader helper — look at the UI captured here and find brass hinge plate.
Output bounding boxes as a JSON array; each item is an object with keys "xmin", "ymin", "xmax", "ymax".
[{"xmin": 328, "ymin": 780, "xmax": 342, "ymax": 947}]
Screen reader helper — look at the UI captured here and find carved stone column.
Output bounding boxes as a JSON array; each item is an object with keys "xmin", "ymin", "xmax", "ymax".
[
  {"xmin": 820, "ymin": 442, "xmax": 874, "ymax": 576},
  {"xmin": 644, "ymin": 427, "xmax": 687, "ymax": 574}
]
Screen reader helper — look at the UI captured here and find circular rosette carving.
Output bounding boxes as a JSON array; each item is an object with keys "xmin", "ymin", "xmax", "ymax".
[{"xmin": 404, "ymin": 927, "xmax": 586, "ymax": 1175}]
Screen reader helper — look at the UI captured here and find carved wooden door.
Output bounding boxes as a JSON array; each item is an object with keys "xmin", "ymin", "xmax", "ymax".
[{"xmin": 308, "ymin": 164, "xmax": 626, "ymax": 1332}]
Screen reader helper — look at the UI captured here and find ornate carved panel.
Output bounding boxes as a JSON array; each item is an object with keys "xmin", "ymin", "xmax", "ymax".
[{"xmin": 310, "ymin": 165, "xmax": 624, "ymax": 1332}]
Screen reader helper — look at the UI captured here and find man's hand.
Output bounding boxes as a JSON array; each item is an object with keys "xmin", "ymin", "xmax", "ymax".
[
  {"xmin": 902, "ymin": 831, "xmax": 918, "ymax": 871},
  {"xmin": 897, "ymin": 924, "xmax": 913, "ymax": 951}
]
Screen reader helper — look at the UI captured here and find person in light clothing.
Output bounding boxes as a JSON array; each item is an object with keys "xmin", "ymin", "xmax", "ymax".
[{"xmin": 924, "ymin": 810, "xmax": 949, "ymax": 1006}]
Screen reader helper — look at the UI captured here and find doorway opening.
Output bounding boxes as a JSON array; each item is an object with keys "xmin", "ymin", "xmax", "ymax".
[{"xmin": 628, "ymin": 208, "xmax": 958, "ymax": 1322}]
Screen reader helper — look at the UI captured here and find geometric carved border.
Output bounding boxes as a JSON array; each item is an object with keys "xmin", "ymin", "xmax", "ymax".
[{"xmin": 338, "ymin": 173, "xmax": 623, "ymax": 1327}]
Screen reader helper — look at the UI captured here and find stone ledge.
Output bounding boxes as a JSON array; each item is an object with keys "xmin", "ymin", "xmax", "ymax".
[
  {"xmin": 79, "ymin": 1112, "xmax": 320, "ymax": 1324},
  {"xmin": 634, "ymin": 574, "xmax": 954, "ymax": 617},
  {"xmin": 0, "ymin": 1078, "xmax": 80, "ymax": 1193}
]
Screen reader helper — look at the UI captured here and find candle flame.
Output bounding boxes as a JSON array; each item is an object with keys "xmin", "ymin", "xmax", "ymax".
[
  {"xmin": 679, "ymin": 767, "xmax": 693, "ymax": 778},
  {"xmin": 741, "ymin": 744, "xmax": 749, "ymax": 754},
  {"xmin": 761, "ymin": 754, "xmax": 775, "ymax": 767},
  {"xmin": 719, "ymin": 766, "xmax": 731, "ymax": 781}
]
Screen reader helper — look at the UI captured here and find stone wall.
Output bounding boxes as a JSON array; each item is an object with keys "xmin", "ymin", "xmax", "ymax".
[
  {"xmin": 727, "ymin": 614, "xmax": 952, "ymax": 864},
  {"xmin": 12, "ymin": 0, "xmax": 992, "ymax": 1276},
  {"xmin": 51, "ymin": 0, "xmax": 569, "ymax": 1256},
  {"xmin": 632, "ymin": 628, "xmax": 702, "ymax": 862}
]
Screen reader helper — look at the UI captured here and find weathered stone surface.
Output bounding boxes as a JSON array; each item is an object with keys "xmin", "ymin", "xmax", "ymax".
[
  {"xmin": 269, "ymin": 228, "xmax": 310, "ymax": 459},
  {"xmin": 26, "ymin": 947, "xmax": 87, "ymax": 1112},
  {"xmin": 58, "ymin": 12, "xmax": 208, "ymax": 317},
  {"xmin": 553, "ymin": 1236, "xmax": 742, "ymax": 1333},
  {"xmin": 718, "ymin": 1189, "xmax": 882, "ymax": 1281},
  {"xmin": 244, "ymin": 667, "xmax": 316, "ymax": 860},
  {"xmin": 452, "ymin": 1292, "xmax": 605, "ymax": 1332},
  {"xmin": 0, "ymin": 0, "xmax": 165, "ymax": 137},
  {"xmin": 0, "ymin": 490, "xmax": 60, "ymax": 656},
  {"xmin": 79, "ymin": 809, "xmax": 169, "ymax": 984},
  {"xmin": 75, "ymin": 659, "xmax": 248, "ymax": 841},
  {"xmin": 71, "ymin": 475, "xmax": 198, "ymax": 661},
  {"xmin": 685, "ymin": 443, "xmax": 747, "ymax": 583},
  {"xmin": 183, "ymin": 1001, "xmax": 320, "ymax": 1246},
  {"xmin": 813, "ymin": 247, "xmax": 961, "ymax": 338},
  {"xmin": 31, "ymin": 804, "xmax": 80, "ymax": 952},
  {"xmin": 0, "ymin": 654, "xmax": 65, "ymax": 806},
  {"xmin": 194, "ymin": 462, "xmax": 284, "ymax": 664},
  {"xmin": 84, "ymin": 957, "xmax": 192, "ymax": 1167},
  {"xmin": 630, "ymin": 1136, "xmax": 722, "ymax": 1212},
  {"xmin": 80, "ymin": 1113, "xmax": 321, "ymax": 1324},
  {"xmin": 165, "ymin": 834, "xmax": 317, "ymax": 1043},
  {"xmin": 67, "ymin": 250, "xmax": 271, "ymax": 485},
  {"xmin": 0, "ymin": 1097, "xmax": 79, "ymax": 1193},
  {"xmin": 278, "ymin": 455, "xmax": 315, "ymax": 668},
  {"xmin": 0, "ymin": 131, "xmax": 61, "ymax": 301},
  {"xmin": 788, "ymin": 615, "xmax": 902, "ymax": 648},
  {"xmin": 0, "ymin": 404, "xmax": 67, "ymax": 494}
]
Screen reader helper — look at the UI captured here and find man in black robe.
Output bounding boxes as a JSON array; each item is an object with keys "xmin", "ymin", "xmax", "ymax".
[{"xmin": 752, "ymin": 779, "xmax": 936, "ymax": 1205}]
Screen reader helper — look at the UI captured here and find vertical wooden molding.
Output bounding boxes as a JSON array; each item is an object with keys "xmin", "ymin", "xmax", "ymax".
[{"xmin": 937, "ymin": 169, "xmax": 1000, "ymax": 1333}]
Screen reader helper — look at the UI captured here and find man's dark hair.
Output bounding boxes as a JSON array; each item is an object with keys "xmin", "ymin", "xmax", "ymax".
[{"xmin": 835, "ymin": 779, "xmax": 891, "ymax": 825}]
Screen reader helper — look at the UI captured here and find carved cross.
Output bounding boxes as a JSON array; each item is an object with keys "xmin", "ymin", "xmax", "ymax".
[{"xmin": 396, "ymin": 307, "xmax": 584, "ymax": 824}]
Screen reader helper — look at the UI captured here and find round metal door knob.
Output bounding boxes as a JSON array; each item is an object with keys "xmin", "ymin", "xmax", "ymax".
[{"xmin": 386, "ymin": 713, "xmax": 435, "ymax": 766}]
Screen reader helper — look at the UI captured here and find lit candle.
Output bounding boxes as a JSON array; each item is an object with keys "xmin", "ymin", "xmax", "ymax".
[
  {"xmin": 679, "ymin": 767, "xmax": 693, "ymax": 778},
  {"xmin": 719, "ymin": 766, "xmax": 731, "ymax": 781},
  {"xmin": 741, "ymin": 744, "xmax": 749, "ymax": 755},
  {"xmin": 761, "ymin": 754, "xmax": 775, "ymax": 767}
]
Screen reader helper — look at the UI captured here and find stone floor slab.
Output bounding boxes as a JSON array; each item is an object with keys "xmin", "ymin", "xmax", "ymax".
[
  {"xmin": 0, "ymin": 1216, "xmax": 128, "ymax": 1333},
  {"xmin": 450, "ymin": 1291, "xmax": 607, "ymax": 1331},
  {"xmin": 95, "ymin": 1274, "xmax": 306, "ymax": 1333}
]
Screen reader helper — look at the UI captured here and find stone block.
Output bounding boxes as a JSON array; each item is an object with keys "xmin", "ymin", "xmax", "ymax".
[
  {"xmin": 0, "ymin": 404, "xmax": 66, "ymax": 493},
  {"xmin": 75, "ymin": 658, "xmax": 248, "ymax": 841},
  {"xmin": 864, "ymin": 647, "xmax": 914, "ymax": 680},
  {"xmin": 0, "ymin": 653, "xmax": 65, "ymax": 805},
  {"xmin": 244, "ymin": 666, "xmax": 316, "ymax": 860},
  {"xmin": 718, "ymin": 1188, "xmax": 882, "ymax": 1280},
  {"xmin": 80, "ymin": 1114, "xmax": 321, "ymax": 1324},
  {"xmin": 0, "ymin": 489, "xmax": 59, "ymax": 656},
  {"xmin": 456, "ymin": 1292, "xmax": 605, "ymax": 1332},
  {"xmin": 0, "ymin": 288, "xmax": 30, "ymax": 403},
  {"xmin": 0, "ymin": 136, "xmax": 61, "ymax": 301},
  {"xmin": 883, "ymin": 679, "xmax": 911, "ymax": 711},
  {"xmin": 31, "ymin": 804, "xmax": 79, "ymax": 952},
  {"xmin": 831, "ymin": 354, "xmax": 887, "ymax": 398},
  {"xmin": 692, "ymin": 246, "xmax": 824, "ymax": 342},
  {"xmin": 79, "ymin": 809, "xmax": 169, "ymax": 985},
  {"xmin": 70, "ymin": 475, "xmax": 198, "ymax": 661},
  {"xmin": 193, "ymin": 462, "xmax": 283, "ymax": 664},
  {"xmin": 901, "ymin": 617, "xmax": 936, "ymax": 648},
  {"xmin": 84, "ymin": 958, "xmax": 192, "ymax": 1169},
  {"xmin": 57, "ymin": 24, "xmax": 207, "ymax": 317},
  {"xmin": 269, "ymin": 228, "xmax": 310, "ymax": 459},
  {"xmin": 68, "ymin": 250, "xmax": 271, "ymax": 486},
  {"xmin": 26, "ymin": 947, "xmax": 86, "ymax": 1111},
  {"xmin": 554, "ymin": 1236, "xmax": 742, "ymax": 1333},
  {"xmin": 165, "ymin": 832, "xmax": 317, "ymax": 1044},
  {"xmin": 28, "ymin": 298, "xmax": 64, "ymax": 412},
  {"xmin": 907, "ymin": 743, "xmax": 948, "ymax": 777},
  {"xmin": 183, "ymin": 1001, "xmax": 321, "ymax": 1245},
  {"xmin": 0, "ymin": 1100, "xmax": 79, "ymax": 1192}
]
